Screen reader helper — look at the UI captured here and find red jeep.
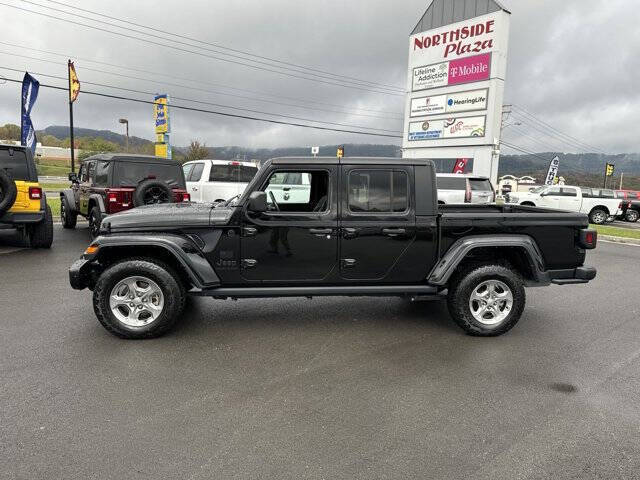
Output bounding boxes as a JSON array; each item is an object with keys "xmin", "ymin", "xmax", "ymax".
[{"xmin": 60, "ymin": 154, "xmax": 190, "ymax": 238}]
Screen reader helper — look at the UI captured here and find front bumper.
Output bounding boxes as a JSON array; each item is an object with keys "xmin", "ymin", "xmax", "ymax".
[
  {"xmin": 0, "ymin": 210, "xmax": 44, "ymax": 225},
  {"xmin": 69, "ymin": 258, "xmax": 93, "ymax": 290},
  {"xmin": 542, "ymin": 265, "xmax": 597, "ymax": 285}
]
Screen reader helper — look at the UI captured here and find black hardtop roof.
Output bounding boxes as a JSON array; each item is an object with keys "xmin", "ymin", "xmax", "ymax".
[
  {"xmin": 83, "ymin": 153, "xmax": 181, "ymax": 165},
  {"xmin": 269, "ymin": 156, "xmax": 436, "ymax": 167}
]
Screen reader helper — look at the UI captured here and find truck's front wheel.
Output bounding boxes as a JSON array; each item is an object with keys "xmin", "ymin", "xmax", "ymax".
[
  {"xmin": 447, "ymin": 263, "xmax": 525, "ymax": 336},
  {"xmin": 92, "ymin": 259, "xmax": 186, "ymax": 339}
]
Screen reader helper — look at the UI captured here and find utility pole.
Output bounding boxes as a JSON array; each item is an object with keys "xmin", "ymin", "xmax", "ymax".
[
  {"xmin": 67, "ymin": 59, "xmax": 75, "ymax": 173},
  {"xmin": 119, "ymin": 118, "xmax": 129, "ymax": 152},
  {"xmin": 619, "ymin": 172, "xmax": 624, "ymax": 190}
]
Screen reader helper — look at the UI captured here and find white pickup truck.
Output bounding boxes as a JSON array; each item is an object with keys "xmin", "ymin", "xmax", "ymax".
[
  {"xmin": 506, "ymin": 185, "xmax": 621, "ymax": 224},
  {"xmin": 182, "ymin": 160, "xmax": 258, "ymax": 203}
]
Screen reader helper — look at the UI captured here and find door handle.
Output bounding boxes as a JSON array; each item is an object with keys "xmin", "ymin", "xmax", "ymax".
[
  {"xmin": 242, "ymin": 226, "xmax": 257, "ymax": 237},
  {"xmin": 342, "ymin": 227, "xmax": 358, "ymax": 239},
  {"xmin": 382, "ymin": 228, "xmax": 406, "ymax": 237},
  {"xmin": 309, "ymin": 228, "xmax": 332, "ymax": 236}
]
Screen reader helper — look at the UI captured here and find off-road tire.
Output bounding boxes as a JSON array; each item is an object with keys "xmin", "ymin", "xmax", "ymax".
[
  {"xmin": 92, "ymin": 258, "xmax": 186, "ymax": 339},
  {"xmin": 29, "ymin": 204, "xmax": 53, "ymax": 249},
  {"xmin": 61, "ymin": 196, "xmax": 77, "ymax": 229},
  {"xmin": 88, "ymin": 206, "xmax": 102, "ymax": 239},
  {"xmin": 589, "ymin": 208, "xmax": 608, "ymax": 225},
  {"xmin": 133, "ymin": 179, "xmax": 174, "ymax": 207},
  {"xmin": 625, "ymin": 209, "xmax": 639, "ymax": 222},
  {"xmin": 0, "ymin": 169, "xmax": 17, "ymax": 215},
  {"xmin": 447, "ymin": 263, "xmax": 526, "ymax": 336}
]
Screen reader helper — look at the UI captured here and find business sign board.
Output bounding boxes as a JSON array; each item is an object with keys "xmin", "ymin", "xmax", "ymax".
[
  {"xmin": 154, "ymin": 94, "xmax": 170, "ymax": 134},
  {"xmin": 412, "ymin": 53, "xmax": 491, "ymax": 92},
  {"xmin": 408, "ymin": 115, "xmax": 486, "ymax": 141},
  {"xmin": 403, "ymin": 7, "xmax": 511, "ymax": 184},
  {"xmin": 410, "ymin": 88, "xmax": 488, "ymax": 117}
]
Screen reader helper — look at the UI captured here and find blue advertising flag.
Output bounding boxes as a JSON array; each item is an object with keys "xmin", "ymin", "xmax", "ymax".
[{"xmin": 21, "ymin": 72, "xmax": 40, "ymax": 155}]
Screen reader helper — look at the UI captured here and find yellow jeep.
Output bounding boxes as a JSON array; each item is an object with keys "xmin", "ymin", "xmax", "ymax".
[{"xmin": 0, "ymin": 144, "xmax": 53, "ymax": 248}]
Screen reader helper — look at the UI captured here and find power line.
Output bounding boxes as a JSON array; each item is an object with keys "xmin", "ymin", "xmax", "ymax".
[
  {"xmin": 500, "ymin": 140, "xmax": 553, "ymax": 162},
  {"xmin": 19, "ymin": 0, "xmax": 402, "ymax": 94},
  {"xmin": 0, "ymin": 2, "xmax": 405, "ymax": 96},
  {"xmin": 35, "ymin": 0, "xmax": 405, "ymax": 92},
  {"xmin": 511, "ymin": 104, "xmax": 608, "ymax": 154},
  {"xmin": 504, "ymin": 124, "xmax": 567, "ymax": 153},
  {"xmin": 0, "ymin": 76, "xmax": 403, "ymax": 139},
  {"xmin": 0, "ymin": 65, "xmax": 403, "ymax": 134},
  {"xmin": 0, "ymin": 50, "xmax": 403, "ymax": 122},
  {"xmin": 0, "ymin": 41, "xmax": 403, "ymax": 116}
]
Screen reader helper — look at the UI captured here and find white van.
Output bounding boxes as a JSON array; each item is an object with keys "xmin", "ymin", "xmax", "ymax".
[{"xmin": 182, "ymin": 160, "xmax": 258, "ymax": 203}]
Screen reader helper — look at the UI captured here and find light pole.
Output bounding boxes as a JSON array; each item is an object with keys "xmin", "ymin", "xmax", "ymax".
[{"xmin": 119, "ymin": 118, "xmax": 129, "ymax": 152}]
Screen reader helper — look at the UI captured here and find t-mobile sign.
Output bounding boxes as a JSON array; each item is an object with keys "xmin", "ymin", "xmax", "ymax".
[{"xmin": 448, "ymin": 53, "xmax": 491, "ymax": 85}]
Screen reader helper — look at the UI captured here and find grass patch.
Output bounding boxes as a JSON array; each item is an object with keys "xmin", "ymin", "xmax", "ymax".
[
  {"xmin": 41, "ymin": 182, "xmax": 71, "ymax": 190},
  {"xmin": 37, "ymin": 164, "xmax": 69, "ymax": 176},
  {"xmin": 46, "ymin": 197, "xmax": 61, "ymax": 216},
  {"xmin": 592, "ymin": 224, "xmax": 640, "ymax": 240}
]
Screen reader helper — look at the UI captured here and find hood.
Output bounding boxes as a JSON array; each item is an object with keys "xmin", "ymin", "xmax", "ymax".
[{"xmin": 101, "ymin": 202, "xmax": 234, "ymax": 232}]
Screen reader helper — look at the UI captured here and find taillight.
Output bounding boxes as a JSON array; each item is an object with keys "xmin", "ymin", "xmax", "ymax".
[
  {"xmin": 107, "ymin": 191, "xmax": 118, "ymax": 203},
  {"xmin": 578, "ymin": 229, "xmax": 597, "ymax": 249},
  {"xmin": 181, "ymin": 193, "xmax": 190, "ymax": 202},
  {"xmin": 464, "ymin": 183, "xmax": 472, "ymax": 203},
  {"xmin": 29, "ymin": 186, "xmax": 42, "ymax": 199}
]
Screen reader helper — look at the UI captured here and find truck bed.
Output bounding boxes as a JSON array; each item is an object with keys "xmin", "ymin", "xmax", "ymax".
[{"xmin": 436, "ymin": 203, "xmax": 589, "ymax": 270}]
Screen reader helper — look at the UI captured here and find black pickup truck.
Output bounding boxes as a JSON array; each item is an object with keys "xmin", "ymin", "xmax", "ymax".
[{"xmin": 69, "ymin": 157, "xmax": 597, "ymax": 339}]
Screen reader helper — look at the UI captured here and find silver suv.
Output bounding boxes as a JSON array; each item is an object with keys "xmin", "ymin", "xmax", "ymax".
[{"xmin": 436, "ymin": 174, "xmax": 495, "ymax": 204}]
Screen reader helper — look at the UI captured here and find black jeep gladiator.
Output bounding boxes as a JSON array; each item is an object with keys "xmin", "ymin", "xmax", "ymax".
[{"xmin": 69, "ymin": 157, "xmax": 597, "ymax": 339}]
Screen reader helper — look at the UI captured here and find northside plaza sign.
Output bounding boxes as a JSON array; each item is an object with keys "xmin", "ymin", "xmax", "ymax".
[{"xmin": 402, "ymin": 6, "xmax": 511, "ymax": 182}]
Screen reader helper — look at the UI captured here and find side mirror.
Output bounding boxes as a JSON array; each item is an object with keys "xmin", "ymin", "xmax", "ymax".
[
  {"xmin": 68, "ymin": 172, "xmax": 77, "ymax": 182},
  {"xmin": 247, "ymin": 191, "xmax": 267, "ymax": 213}
]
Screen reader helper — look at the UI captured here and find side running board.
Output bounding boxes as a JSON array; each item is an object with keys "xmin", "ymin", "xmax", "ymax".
[{"xmin": 193, "ymin": 285, "xmax": 439, "ymax": 299}]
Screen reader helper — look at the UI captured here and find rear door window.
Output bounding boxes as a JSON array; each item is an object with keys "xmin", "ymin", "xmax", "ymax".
[
  {"xmin": 469, "ymin": 178, "xmax": 492, "ymax": 191},
  {"xmin": 436, "ymin": 176, "xmax": 466, "ymax": 190},
  {"xmin": 0, "ymin": 148, "xmax": 29, "ymax": 180},
  {"xmin": 348, "ymin": 170, "xmax": 408, "ymax": 213},
  {"xmin": 188, "ymin": 162, "xmax": 204, "ymax": 182},
  {"xmin": 95, "ymin": 161, "xmax": 109, "ymax": 186}
]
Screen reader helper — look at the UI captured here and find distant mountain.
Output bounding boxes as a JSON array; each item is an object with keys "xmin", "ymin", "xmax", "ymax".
[
  {"xmin": 39, "ymin": 125, "xmax": 153, "ymax": 149},
  {"xmin": 498, "ymin": 152, "xmax": 640, "ymax": 175}
]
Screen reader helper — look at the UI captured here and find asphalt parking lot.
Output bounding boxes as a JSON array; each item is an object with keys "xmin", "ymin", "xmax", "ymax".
[{"xmin": 1, "ymin": 225, "xmax": 640, "ymax": 479}]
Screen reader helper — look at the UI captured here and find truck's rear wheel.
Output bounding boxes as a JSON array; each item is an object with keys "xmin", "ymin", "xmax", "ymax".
[
  {"xmin": 88, "ymin": 206, "xmax": 102, "ymax": 239},
  {"xmin": 92, "ymin": 258, "xmax": 186, "ymax": 339},
  {"xmin": 589, "ymin": 208, "xmax": 607, "ymax": 224},
  {"xmin": 447, "ymin": 263, "xmax": 525, "ymax": 336}
]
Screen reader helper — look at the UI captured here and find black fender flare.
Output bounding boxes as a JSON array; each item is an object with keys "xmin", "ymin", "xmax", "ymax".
[
  {"xmin": 88, "ymin": 194, "xmax": 106, "ymax": 214},
  {"xmin": 60, "ymin": 189, "xmax": 77, "ymax": 212},
  {"xmin": 90, "ymin": 234, "xmax": 220, "ymax": 289},
  {"xmin": 427, "ymin": 234, "xmax": 547, "ymax": 286}
]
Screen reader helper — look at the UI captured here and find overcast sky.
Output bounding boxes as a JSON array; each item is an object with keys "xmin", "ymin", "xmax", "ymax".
[{"xmin": 0, "ymin": 0, "xmax": 637, "ymax": 154}]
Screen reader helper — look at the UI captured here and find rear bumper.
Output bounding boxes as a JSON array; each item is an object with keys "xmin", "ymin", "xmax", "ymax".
[
  {"xmin": 69, "ymin": 258, "xmax": 93, "ymax": 290},
  {"xmin": 0, "ymin": 210, "xmax": 44, "ymax": 225},
  {"xmin": 541, "ymin": 266, "xmax": 597, "ymax": 285}
]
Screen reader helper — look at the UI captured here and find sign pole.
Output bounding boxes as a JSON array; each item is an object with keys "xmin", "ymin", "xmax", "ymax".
[{"xmin": 68, "ymin": 59, "xmax": 75, "ymax": 173}]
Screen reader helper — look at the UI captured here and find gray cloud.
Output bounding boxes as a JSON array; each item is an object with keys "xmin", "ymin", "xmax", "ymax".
[{"xmin": 0, "ymin": 0, "xmax": 637, "ymax": 153}]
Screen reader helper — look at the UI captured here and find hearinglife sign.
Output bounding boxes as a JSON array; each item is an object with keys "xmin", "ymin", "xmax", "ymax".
[{"xmin": 402, "ymin": 4, "xmax": 511, "ymax": 183}]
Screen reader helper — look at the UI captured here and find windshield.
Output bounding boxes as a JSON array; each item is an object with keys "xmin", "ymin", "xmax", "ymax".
[
  {"xmin": 0, "ymin": 148, "xmax": 30, "ymax": 181},
  {"xmin": 113, "ymin": 161, "xmax": 186, "ymax": 188}
]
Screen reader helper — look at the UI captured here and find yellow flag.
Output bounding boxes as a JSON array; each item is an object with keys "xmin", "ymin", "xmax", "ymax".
[{"xmin": 68, "ymin": 60, "xmax": 80, "ymax": 103}]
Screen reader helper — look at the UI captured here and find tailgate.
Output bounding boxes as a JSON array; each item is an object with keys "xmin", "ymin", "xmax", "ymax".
[{"xmin": 9, "ymin": 181, "xmax": 40, "ymax": 212}]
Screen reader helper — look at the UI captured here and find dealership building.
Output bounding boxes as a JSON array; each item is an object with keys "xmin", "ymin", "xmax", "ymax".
[{"xmin": 402, "ymin": 0, "xmax": 511, "ymax": 184}]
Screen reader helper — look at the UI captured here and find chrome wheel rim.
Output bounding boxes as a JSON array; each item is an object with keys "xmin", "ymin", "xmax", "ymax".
[
  {"xmin": 593, "ymin": 211, "xmax": 605, "ymax": 223},
  {"xmin": 627, "ymin": 210, "xmax": 638, "ymax": 222},
  {"xmin": 109, "ymin": 276, "xmax": 164, "ymax": 327},
  {"xmin": 469, "ymin": 279, "xmax": 513, "ymax": 325}
]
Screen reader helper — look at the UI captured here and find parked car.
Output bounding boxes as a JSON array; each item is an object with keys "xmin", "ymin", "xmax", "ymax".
[
  {"xmin": 183, "ymin": 159, "xmax": 258, "ymax": 203},
  {"xmin": 0, "ymin": 144, "xmax": 53, "ymax": 248},
  {"xmin": 436, "ymin": 174, "xmax": 495, "ymax": 204},
  {"xmin": 506, "ymin": 185, "xmax": 622, "ymax": 224},
  {"xmin": 61, "ymin": 154, "xmax": 190, "ymax": 238},
  {"xmin": 70, "ymin": 156, "xmax": 597, "ymax": 339}
]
